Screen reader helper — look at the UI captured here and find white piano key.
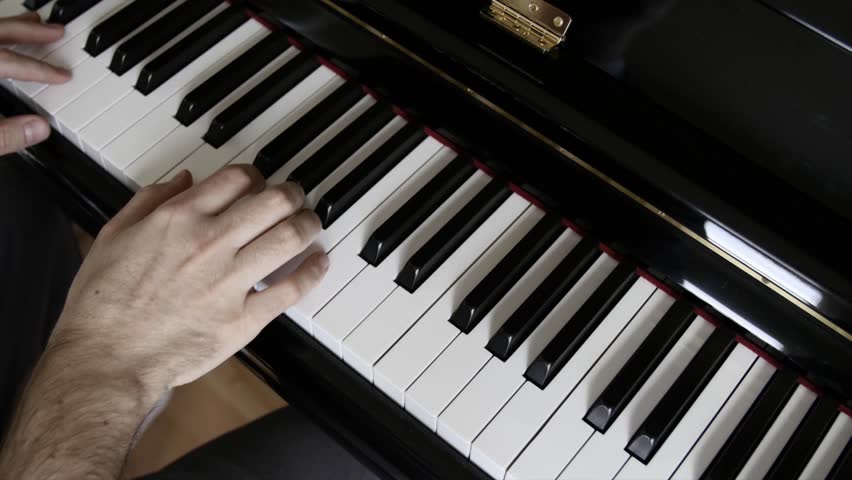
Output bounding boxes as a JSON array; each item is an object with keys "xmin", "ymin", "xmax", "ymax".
[
  {"xmin": 16, "ymin": 31, "xmax": 90, "ymax": 99},
  {"xmin": 229, "ymin": 91, "xmax": 374, "ymax": 172},
  {"xmin": 373, "ymin": 207, "xmax": 546, "ymax": 406},
  {"xmin": 506, "ymin": 290, "xmax": 676, "ymax": 480},
  {"xmin": 13, "ymin": 0, "xmax": 128, "ymax": 61},
  {"xmin": 261, "ymin": 137, "xmax": 441, "ymax": 266},
  {"xmin": 67, "ymin": 20, "xmax": 266, "ymax": 157},
  {"xmin": 93, "ymin": 0, "xmax": 187, "ymax": 70},
  {"xmin": 304, "ymin": 114, "xmax": 405, "ymax": 207},
  {"xmin": 0, "ymin": 1, "xmax": 28, "ymax": 18},
  {"xmin": 98, "ymin": 28, "xmax": 269, "ymax": 179},
  {"xmin": 56, "ymin": 2, "xmax": 230, "ymax": 151},
  {"xmin": 160, "ymin": 66, "xmax": 343, "ymax": 184},
  {"xmin": 31, "ymin": 56, "xmax": 109, "ymax": 116},
  {"xmin": 14, "ymin": 0, "xmax": 129, "ymax": 98},
  {"xmin": 558, "ymin": 317, "xmax": 714, "ymax": 480},
  {"xmin": 797, "ymin": 411, "xmax": 852, "ymax": 480},
  {"xmin": 2, "ymin": 0, "xmax": 57, "ymax": 85},
  {"xmin": 404, "ymin": 229, "xmax": 581, "ymax": 431},
  {"xmin": 616, "ymin": 344, "xmax": 757, "ymax": 480},
  {"xmin": 17, "ymin": 0, "xmax": 184, "ymax": 101},
  {"xmin": 33, "ymin": 0, "xmax": 206, "ymax": 117},
  {"xmin": 284, "ymin": 145, "xmax": 456, "ymax": 332},
  {"xmin": 437, "ymin": 254, "xmax": 618, "ymax": 457},
  {"xmin": 670, "ymin": 357, "xmax": 777, "ymax": 480},
  {"xmin": 256, "ymin": 139, "xmax": 442, "ymax": 333},
  {"xmin": 735, "ymin": 384, "xmax": 817, "ymax": 480},
  {"xmin": 262, "ymin": 94, "xmax": 377, "ymax": 181},
  {"xmin": 122, "ymin": 47, "xmax": 300, "ymax": 190},
  {"xmin": 247, "ymin": 114, "xmax": 407, "ymax": 301},
  {"xmin": 342, "ymin": 195, "xmax": 529, "ymax": 381},
  {"xmin": 311, "ymin": 170, "xmax": 491, "ymax": 356},
  {"xmin": 471, "ymin": 278, "xmax": 657, "ymax": 480}
]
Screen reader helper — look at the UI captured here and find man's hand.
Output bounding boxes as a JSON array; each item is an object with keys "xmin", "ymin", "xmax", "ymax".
[
  {"xmin": 0, "ymin": 11, "xmax": 70, "ymax": 155},
  {"xmin": 58, "ymin": 165, "xmax": 329, "ymax": 393},
  {"xmin": 0, "ymin": 166, "xmax": 328, "ymax": 479}
]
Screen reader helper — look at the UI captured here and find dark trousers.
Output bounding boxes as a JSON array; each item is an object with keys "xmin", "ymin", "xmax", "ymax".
[{"xmin": 0, "ymin": 157, "xmax": 377, "ymax": 480}]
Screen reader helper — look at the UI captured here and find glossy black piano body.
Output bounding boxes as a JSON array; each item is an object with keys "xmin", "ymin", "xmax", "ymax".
[{"xmin": 2, "ymin": 0, "xmax": 850, "ymax": 478}]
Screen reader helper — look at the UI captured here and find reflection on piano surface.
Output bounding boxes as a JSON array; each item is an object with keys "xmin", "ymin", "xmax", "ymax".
[{"xmin": 1, "ymin": 0, "xmax": 850, "ymax": 478}]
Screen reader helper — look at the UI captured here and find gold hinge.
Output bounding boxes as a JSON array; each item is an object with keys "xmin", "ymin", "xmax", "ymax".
[{"xmin": 482, "ymin": 0, "xmax": 572, "ymax": 52}]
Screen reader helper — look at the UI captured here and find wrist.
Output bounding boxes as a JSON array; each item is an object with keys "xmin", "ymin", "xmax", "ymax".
[{"xmin": 42, "ymin": 329, "xmax": 168, "ymax": 415}]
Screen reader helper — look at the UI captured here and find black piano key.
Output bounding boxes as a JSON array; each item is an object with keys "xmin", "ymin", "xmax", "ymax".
[
  {"xmin": 135, "ymin": 5, "xmax": 248, "ymax": 95},
  {"xmin": 360, "ymin": 157, "xmax": 476, "ymax": 267},
  {"xmin": 287, "ymin": 100, "xmax": 396, "ymax": 193},
  {"xmin": 24, "ymin": 0, "xmax": 51, "ymax": 10},
  {"xmin": 395, "ymin": 179, "xmax": 511, "ymax": 293},
  {"xmin": 485, "ymin": 237, "xmax": 600, "ymax": 362},
  {"xmin": 85, "ymin": 0, "xmax": 177, "ymax": 57},
  {"xmin": 204, "ymin": 51, "xmax": 319, "ymax": 148},
  {"xmin": 584, "ymin": 300, "xmax": 695, "ymax": 433},
  {"xmin": 626, "ymin": 327, "xmax": 737, "ymax": 464},
  {"xmin": 176, "ymin": 32, "xmax": 290, "ymax": 126},
  {"xmin": 765, "ymin": 396, "xmax": 840, "ymax": 480},
  {"xmin": 523, "ymin": 262, "xmax": 638, "ymax": 389},
  {"xmin": 449, "ymin": 216, "xmax": 564, "ymax": 334},
  {"xmin": 47, "ymin": 0, "xmax": 101, "ymax": 24},
  {"xmin": 827, "ymin": 437, "xmax": 852, "ymax": 480},
  {"xmin": 316, "ymin": 123, "xmax": 426, "ymax": 228},
  {"xmin": 699, "ymin": 368, "xmax": 798, "ymax": 479},
  {"xmin": 253, "ymin": 82, "xmax": 364, "ymax": 178},
  {"xmin": 109, "ymin": 0, "xmax": 221, "ymax": 76}
]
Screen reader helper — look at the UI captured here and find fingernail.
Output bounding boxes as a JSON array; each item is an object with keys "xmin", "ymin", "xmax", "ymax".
[
  {"xmin": 317, "ymin": 253, "xmax": 330, "ymax": 271},
  {"xmin": 24, "ymin": 120, "xmax": 49, "ymax": 144},
  {"xmin": 172, "ymin": 169, "xmax": 190, "ymax": 183}
]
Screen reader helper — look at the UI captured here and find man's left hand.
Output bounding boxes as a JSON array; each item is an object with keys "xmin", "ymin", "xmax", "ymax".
[{"xmin": 0, "ymin": 11, "xmax": 70, "ymax": 155}]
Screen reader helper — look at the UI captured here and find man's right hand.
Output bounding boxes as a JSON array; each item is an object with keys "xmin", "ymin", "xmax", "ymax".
[{"xmin": 51, "ymin": 165, "xmax": 328, "ymax": 397}]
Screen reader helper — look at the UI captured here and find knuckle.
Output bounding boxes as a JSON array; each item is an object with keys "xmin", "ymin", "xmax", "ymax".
[
  {"xmin": 218, "ymin": 164, "xmax": 256, "ymax": 189},
  {"xmin": 300, "ymin": 209, "xmax": 322, "ymax": 231},
  {"xmin": 151, "ymin": 201, "xmax": 185, "ymax": 224},
  {"xmin": 280, "ymin": 280, "xmax": 306, "ymax": 303},
  {"xmin": 280, "ymin": 221, "xmax": 307, "ymax": 245},
  {"xmin": 261, "ymin": 187, "xmax": 294, "ymax": 211},
  {"xmin": 136, "ymin": 183, "xmax": 161, "ymax": 197},
  {"xmin": 98, "ymin": 220, "xmax": 119, "ymax": 238},
  {"xmin": 0, "ymin": 125, "xmax": 22, "ymax": 154}
]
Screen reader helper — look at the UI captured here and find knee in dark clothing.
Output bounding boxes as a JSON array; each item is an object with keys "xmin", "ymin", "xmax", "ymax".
[
  {"xmin": 138, "ymin": 407, "xmax": 379, "ymax": 480},
  {"xmin": 0, "ymin": 155, "xmax": 82, "ymax": 437}
]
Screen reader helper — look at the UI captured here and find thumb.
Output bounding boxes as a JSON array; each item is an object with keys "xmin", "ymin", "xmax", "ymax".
[{"xmin": 0, "ymin": 115, "xmax": 50, "ymax": 155}]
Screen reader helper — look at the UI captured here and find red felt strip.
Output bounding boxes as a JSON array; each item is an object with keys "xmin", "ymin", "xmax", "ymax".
[
  {"xmin": 693, "ymin": 307, "xmax": 720, "ymax": 327},
  {"xmin": 636, "ymin": 268, "xmax": 680, "ymax": 298},
  {"xmin": 735, "ymin": 335, "xmax": 782, "ymax": 368}
]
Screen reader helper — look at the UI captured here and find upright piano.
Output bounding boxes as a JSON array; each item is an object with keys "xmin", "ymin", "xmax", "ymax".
[{"xmin": 2, "ymin": 0, "xmax": 850, "ymax": 478}]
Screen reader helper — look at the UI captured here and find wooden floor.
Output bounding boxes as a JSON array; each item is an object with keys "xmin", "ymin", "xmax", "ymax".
[{"xmin": 124, "ymin": 357, "xmax": 286, "ymax": 477}]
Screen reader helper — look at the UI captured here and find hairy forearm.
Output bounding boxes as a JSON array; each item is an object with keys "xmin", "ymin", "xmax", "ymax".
[{"xmin": 0, "ymin": 338, "xmax": 163, "ymax": 479}]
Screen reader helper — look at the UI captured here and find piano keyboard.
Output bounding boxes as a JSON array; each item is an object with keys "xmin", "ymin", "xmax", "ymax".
[{"xmin": 3, "ymin": 1, "xmax": 850, "ymax": 479}]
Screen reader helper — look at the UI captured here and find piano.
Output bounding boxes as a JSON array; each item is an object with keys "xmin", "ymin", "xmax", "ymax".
[{"xmin": 2, "ymin": 0, "xmax": 850, "ymax": 478}]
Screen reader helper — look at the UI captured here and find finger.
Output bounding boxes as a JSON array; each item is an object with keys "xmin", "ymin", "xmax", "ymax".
[
  {"xmin": 243, "ymin": 252, "xmax": 329, "ymax": 330},
  {"xmin": 175, "ymin": 164, "xmax": 264, "ymax": 216},
  {"xmin": 0, "ymin": 49, "xmax": 70, "ymax": 83},
  {"xmin": 232, "ymin": 209, "xmax": 322, "ymax": 286},
  {"xmin": 104, "ymin": 170, "xmax": 194, "ymax": 236},
  {"xmin": 214, "ymin": 182, "xmax": 305, "ymax": 248},
  {"xmin": 0, "ymin": 114, "xmax": 50, "ymax": 155},
  {"xmin": 0, "ymin": 20, "xmax": 64, "ymax": 44},
  {"xmin": 6, "ymin": 12, "xmax": 42, "ymax": 23}
]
